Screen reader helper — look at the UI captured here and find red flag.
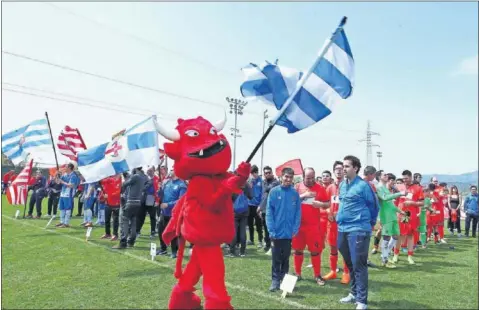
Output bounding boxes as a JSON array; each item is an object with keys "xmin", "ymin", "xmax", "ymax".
[
  {"xmin": 57, "ymin": 125, "xmax": 87, "ymax": 161},
  {"xmin": 6, "ymin": 159, "xmax": 33, "ymax": 205},
  {"xmin": 275, "ymin": 159, "xmax": 303, "ymax": 177}
]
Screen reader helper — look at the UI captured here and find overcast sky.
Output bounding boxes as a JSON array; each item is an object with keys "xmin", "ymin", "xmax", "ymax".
[{"xmin": 2, "ymin": 2, "xmax": 477, "ymax": 175}]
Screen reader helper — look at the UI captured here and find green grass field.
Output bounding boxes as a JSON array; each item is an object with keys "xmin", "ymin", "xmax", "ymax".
[{"xmin": 2, "ymin": 195, "xmax": 478, "ymax": 309}]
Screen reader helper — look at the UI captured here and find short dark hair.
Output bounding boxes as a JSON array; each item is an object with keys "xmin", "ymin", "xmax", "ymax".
[
  {"xmin": 402, "ymin": 170, "xmax": 412, "ymax": 177},
  {"xmin": 363, "ymin": 166, "xmax": 376, "ymax": 176},
  {"xmin": 471, "ymin": 185, "xmax": 477, "ymax": 190},
  {"xmin": 413, "ymin": 173, "xmax": 422, "ymax": 179},
  {"xmin": 251, "ymin": 165, "xmax": 259, "ymax": 174},
  {"xmin": 439, "ymin": 182, "xmax": 447, "ymax": 187},
  {"xmin": 343, "ymin": 155, "xmax": 361, "ymax": 174},
  {"xmin": 387, "ymin": 173, "xmax": 396, "ymax": 181},
  {"xmin": 282, "ymin": 167, "xmax": 294, "ymax": 176},
  {"xmin": 333, "ymin": 160, "xmax": 343, "ymax": 170},
  {"xmin": 263, "ymin": 166, "xmax": 272, "ymax": 172},
  {"xmin": 67, "ymin": 163, "xmax": 74, "ymax": 170},
  {"xmin": 428, "ymin": 183, "xmax": 436, "ymax": 191},
  {"xmin": 396, "ymin": 178, "xmax": 403, "ymax": 183},
  {"xmin": 375, "ymin": 170, "xmax": 384, "ymax": 181},
  {"xmin": 322, "ymin": 170, "xmax": 331, "ymax": 177}
]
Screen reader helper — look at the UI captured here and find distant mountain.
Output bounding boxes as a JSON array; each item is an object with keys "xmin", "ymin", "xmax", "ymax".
[
  {"xmin": 422, "ymin": 171, "xmax": 478, "ymax": 184},
  {"xmin": 421, "ymin": 171, "xmax": 478, "ymax": 193}
]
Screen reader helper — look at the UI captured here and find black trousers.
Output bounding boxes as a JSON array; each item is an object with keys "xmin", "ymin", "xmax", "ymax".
[
  {"xmin": 28, "ymin": 191, "xmax": 44, "ymax": 216},
  {"xmin": 105, "ymin": 205, "xmax": 120, "ymax": 236},
  {"xmin": 247, "ymin": 205, "xmax": 263, "ymax": 243},
  {"xmin": 120, "ymin": 203, "xmax": 140, "ymax": 246},
  {"xmin": 230, "ymin": 216, "xmax": 247, "ymax": 254},
  {"xmin": 261, "ymin": 212, "xmax": 271, "ymax": 249},
  {"xmin": 271, "ymin": 239, "xmax": 292, "ymax": 286},
  {"xmin": 158, "ymin": 215, "xmax": 178, "ymax": 253},
  {"xmin": 465, "ymin": 214, "xmax": 478, "ymax": 237},
  {"xmin": 136, "ymin": 204, "xmax": 156, "ymax": 235},
  {"xmin": 47, "ymin": 194, "xmax": 60, "ymax": 216}
]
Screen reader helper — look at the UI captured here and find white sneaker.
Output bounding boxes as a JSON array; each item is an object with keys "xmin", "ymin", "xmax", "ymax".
[
  {"xmin": 392, "ymin": 254, "xmax": 399, "ymax": 263},
  {"xmin": 408, "ymin": 256, "xmax": 415, "ymax": 265},
  {"xmin": 265, "ymin": 249, "xmax": 272, "ymax": 256},
  {"xmin": 306, "ymin": 264, "xmax": 313, "ymax": 268},
  {"xmin": 257, "ymin": 242, "xmax": 263, "ymax": 248},
  {"xmin": 356, "ymin": 302, "xmax": 368, "ymax": 310},
  {"xmin": 371, "ymin": 248, "xmax": 377, "ymax": 254},
  {"xmin": 339, "ymin": 293, "xmax": 356, "ymax": 304},
  {"xmin": 440, "ymin": 239, "xmax": 447, "ymax": 244}
]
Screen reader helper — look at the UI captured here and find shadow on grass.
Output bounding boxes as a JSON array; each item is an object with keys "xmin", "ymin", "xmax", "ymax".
[
  {"xmin": 118, "ymin": 266, "xmax": 172, "ymax": 278},
  {"xmin": 370, "ymin": 299, "xmax": 431, "ymax": 309}
]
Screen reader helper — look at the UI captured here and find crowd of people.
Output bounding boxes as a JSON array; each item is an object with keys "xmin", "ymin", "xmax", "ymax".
[{"xmin": 2, "ymin": 156, "xmax": 478, "ymax": 310}]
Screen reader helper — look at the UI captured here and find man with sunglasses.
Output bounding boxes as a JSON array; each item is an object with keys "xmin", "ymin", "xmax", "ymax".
[{"xmin": 258, "ymin": 166, "xmax": 280, "ymax": 254}]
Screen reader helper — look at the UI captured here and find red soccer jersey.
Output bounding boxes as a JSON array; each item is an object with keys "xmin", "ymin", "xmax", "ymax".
[
  {"xmin": 101, "ymin": 175, "xmax": 121, "ymax": 207},
  {"xmin": 326, "ymin": 181, "xmax": 340, "ymax": 214},
  {"xmin": 295, "ymin": 182, "xmax": 329, "ymax": 226}
]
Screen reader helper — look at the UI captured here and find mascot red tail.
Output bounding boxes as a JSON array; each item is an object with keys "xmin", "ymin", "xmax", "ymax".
[{"xmin": 155, "ymin": 112, "xmax": 250, "ymax": 310}]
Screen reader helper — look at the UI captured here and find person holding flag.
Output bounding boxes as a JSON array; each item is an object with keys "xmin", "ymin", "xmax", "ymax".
[
  {"xmin": 26, "ymin": 170, "xmax": 47, "ymax": 219},
  {"xmin": 55, "ymin": 163, "xmax": 80, "ymax": 228}
]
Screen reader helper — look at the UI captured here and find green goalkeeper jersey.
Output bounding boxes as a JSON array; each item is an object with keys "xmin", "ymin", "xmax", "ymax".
[{"xmin": 377, "ymin": 184, "xmax": 402, "ymax": 225}]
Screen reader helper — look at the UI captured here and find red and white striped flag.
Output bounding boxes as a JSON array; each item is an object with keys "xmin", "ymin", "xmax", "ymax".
[
  {"xmin": 7, "ymin": 159, "xmax": 33, "ymax": 205},
  {"xmin": 57, "ymin": 126, "xmax": 87, "ymax": 161}
]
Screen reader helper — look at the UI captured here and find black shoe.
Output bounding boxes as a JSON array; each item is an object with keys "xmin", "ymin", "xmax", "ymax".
[
  {"xmin": 294, "ymin": 274, "xmax": 303, "ymax": 281},
  {"xmin": 156, "ymin": 250, "xmax": 168, "ymax": 255},
  {"xmin": 112, "ymin": 244, "xmax": 127, "ymax": 249},
  {"xmin": 269, "ymin": 284, "xmax": 280, "ymax": 292},
  {"xmin": 127, "ymin": 243, "xmax": 134, "ymax": 248},
  {"xmin": 367, "ymin": 260, "xmax": 378, "ymax": 268},
  {"xmin": 264, "ymin": 246, "xmax": 271, "ymax": 252}
]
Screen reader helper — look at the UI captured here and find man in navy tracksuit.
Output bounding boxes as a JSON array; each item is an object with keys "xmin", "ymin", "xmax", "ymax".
[
  {"xmin": 228, "ymin": 182, "xmax": 253, "ymax": 257},
  {"xmin": 27, "ymin": 170, "xmax": 47, "ymax": 218},
  {"xmin": 266, "ymin": 167, "xmax": 301, "ymax": 292},
  {"xmin": 247, "ymin": 165, "xmax": 263, "ymax": 247}
]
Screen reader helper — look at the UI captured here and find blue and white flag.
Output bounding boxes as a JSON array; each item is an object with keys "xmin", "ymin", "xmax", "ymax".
[
  {"xmin": 240, "ymin": 20, "xmax": 354, "ymax": 133},
  {"xmin": 2, "ymin": 118, "xmax": 53, "ymax": 165},
  {"xmin": 77, "ymin": 116, "xmax": 160, "ymax": 183}
]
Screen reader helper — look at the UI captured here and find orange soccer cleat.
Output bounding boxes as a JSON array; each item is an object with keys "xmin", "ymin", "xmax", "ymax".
[
  {"xmin": 323, "ymin": 271, "xmax": 337, "ymax": 280},
  {"xmin": 340, "ymin": 272, "xmax": 350, "ymax": 285}
]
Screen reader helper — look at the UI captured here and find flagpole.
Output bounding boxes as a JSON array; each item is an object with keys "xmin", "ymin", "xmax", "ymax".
[
  {"xmin": 246, "ymin": 16, "xmax": 347, "ymax": 163},
  {"xmin": 22, "ymin": 159, "xmax": 34, "ymax": 219},
  {"xmin": 45, "ymin": 112, "xmax": 60, "ymax": 170}
]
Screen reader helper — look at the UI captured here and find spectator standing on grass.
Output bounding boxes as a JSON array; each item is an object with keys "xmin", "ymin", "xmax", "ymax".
[
  {"xmin": 157, "ymin": 168, "xmax": 187, "ymax": 258},
  {"xmin": 227, "ymin": 181, "xmax": 253, "ymax": 257},
  {"xmin": 464, "ymin": 185, "xmax": 478, "ymax": 238},
  {"xmin": 258, "ymin": 166, "xmax": 280, "ymax": 254},
  {"xmin": 247, "ymin": 165, "xmax": 264, "ymax": 248},
  {"xmin": 136, "ymin": 166, "xmax": 157, "ymax": 238},
  {"xmin": 266, "ymin": 167, "xmax": 301, "ymax": 292},
  {"xmin": 46, "ymin": 175, "xmax": 62, "ymax": 217},
  {"xmin": 101, "ymin": 174, "xmax": 122, "ymax": 241},
  {"xmin": 336, "ymin": 155, "xmax": 379, "ymax": 310},
  {"xmin": 82, "ymin": 181, "xmax": 97, "ymax": 228},
  {"xmin": 55, "ymin": 163, "xmax": 80, "ymax": 228},
  {"xmin": 96, "ymin": 185, "xmax": 106, "ymax": 226},
  {"xmin": 113, "ymin": 167, "xmax": 146, "ymax": 249},
  {"xmin": 27, "ymin": 170, "xmax": 47, "ymax": 219}
]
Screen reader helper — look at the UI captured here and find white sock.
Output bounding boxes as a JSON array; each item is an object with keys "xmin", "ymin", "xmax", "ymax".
[
  {"xmin": 381, "ymin": 240, "xmax": 389, "ymax": 261},
  {"xmin": 387, "ymin": 238, "xmax": 397, "ymax": 254}
]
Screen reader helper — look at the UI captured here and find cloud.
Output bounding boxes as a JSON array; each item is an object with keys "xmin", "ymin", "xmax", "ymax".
[{"xmin": 452, "ymin": 54, "xmax": 478, "ymax": 76}]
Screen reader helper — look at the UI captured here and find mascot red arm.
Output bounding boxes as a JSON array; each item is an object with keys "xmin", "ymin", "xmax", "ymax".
[{"xmin": 155, "ymin": 112, "xmax": 250, "ymax": 310}]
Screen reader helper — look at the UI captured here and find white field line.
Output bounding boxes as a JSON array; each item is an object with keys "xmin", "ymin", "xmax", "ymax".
[{"xmin": 3, "ymin": 215, "xmax": 315, "ymax": 309}]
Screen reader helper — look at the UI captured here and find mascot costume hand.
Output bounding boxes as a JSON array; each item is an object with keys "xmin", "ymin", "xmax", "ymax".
[{"xmin": 155, "ymin": 112, "xmax": 250, "ymax": 310}]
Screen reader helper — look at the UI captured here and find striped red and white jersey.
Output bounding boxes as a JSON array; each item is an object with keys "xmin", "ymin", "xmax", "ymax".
[
  {"xmin": 57, "ymin": 126, "xmax": 87, "ymax": 161},
  {"xmin": 7, "ymin": 159, "xmax": 33, "ymax": 205}
]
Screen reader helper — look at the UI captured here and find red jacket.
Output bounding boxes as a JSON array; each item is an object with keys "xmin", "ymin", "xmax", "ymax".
[{"xmin": 101, "ymin": 175, "xmax": 121, "ymax": 208}]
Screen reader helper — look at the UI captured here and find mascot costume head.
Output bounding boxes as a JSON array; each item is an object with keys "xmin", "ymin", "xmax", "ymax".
[{"xmin": 154, "ymin": 112, "xmax": 231, "ymax": 179}]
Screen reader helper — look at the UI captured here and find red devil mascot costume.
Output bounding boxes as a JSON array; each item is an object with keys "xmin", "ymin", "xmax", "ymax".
[{"xmin": 154, "ymin": 112, "xmax": 250, "ymax": 310}]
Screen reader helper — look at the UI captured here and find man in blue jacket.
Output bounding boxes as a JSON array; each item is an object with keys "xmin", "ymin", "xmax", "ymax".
[
  {"xmin": 464, "ymin": 185, "xmax": 478, "ymax": 238},
  {"xmin": 266, "ymin": 167, "xmax": 301, "ymax": 292},
  {"xmin": 157, "ymin": 168, "xmax": 187, "ymax": 258},
  {"xmin": 247, "ymin": 165, "xmax": 263, "ymax": 247},
  {"xmin": 336, "ymin": 155, "xmax": 379, "ymax": 310}
]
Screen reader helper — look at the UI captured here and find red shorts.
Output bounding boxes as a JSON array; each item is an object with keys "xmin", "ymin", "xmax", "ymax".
[
  {"xmin": 327, "ymin": 221, "xmax": 338, "ymax": 246},
  {"xmin": 292, "ymin": 225, "xmax": 323, "ymax": 253},
  {"xmin": 399, "ymin": 207, "xmax": 419, "ymax": 235}
]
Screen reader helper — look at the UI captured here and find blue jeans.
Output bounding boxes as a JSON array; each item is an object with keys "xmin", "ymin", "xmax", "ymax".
[
  {"xmin": 338, "ymin": 231, "xmax": 371, "ymax": 305},
  {"xmin": 271, "ymin": 239, "xmax": 292, "ymax": 286}
]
